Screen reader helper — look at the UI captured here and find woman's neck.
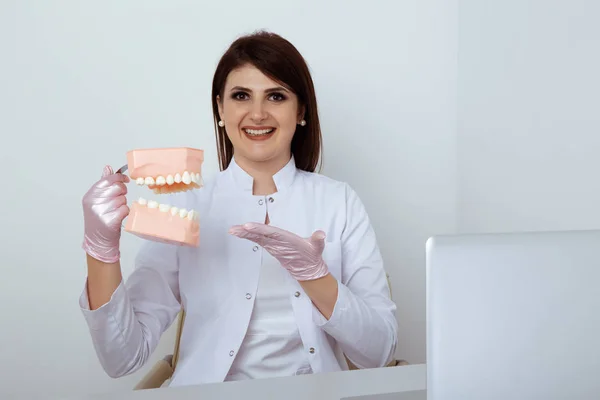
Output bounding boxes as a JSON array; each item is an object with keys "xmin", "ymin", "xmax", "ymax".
[{"xmin": 234, "ymin": 153, "xmax": 291, "ymax": 196}]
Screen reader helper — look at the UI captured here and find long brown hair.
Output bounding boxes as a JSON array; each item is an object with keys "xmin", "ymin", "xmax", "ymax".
[{"xmin": 211, "ymin": 31, "xmax": 322, "ymax": 172}]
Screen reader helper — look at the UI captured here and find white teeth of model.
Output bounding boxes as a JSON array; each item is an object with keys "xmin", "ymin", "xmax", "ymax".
[
  {"xmin": 166, "ymin": 174, "xmax": 174, "ymax": 185},
  {"xmin": 186, "ymin": 210, "xmax": 195, "ymax": 220},
  {"xmin": 158, "ymin": 203, "xmax": 170, "ymax": 212},
  {"xmin": 136, "ymin": 177, "xmax": 145, "ymax": 185},
  {"xmin": 148, "ymin": 200, "xmax": 158, "ymax": 209},
  {"xmin": 174, "ymin": 173, "xmax": 182, "ymax": 183},
  {"xmin": 144, "ymin": 177, "xmax": 155, "ymax": 185},
  {"xmin": 156, "ymin": 176, "xmax": 166, "ymax": 186},
  {"xmin": 179, "ymin": 208, "xmax": 188, "ymax": 218},
  {"xmin": 182, "ymin": 171, "xmax": 192, "ymax": 184},
  {"xmin": 138, "ymin": 197, "xmax": 147, "ymax": 205},
  {"xmin": 170, "ymin": 207, "xmax": 179, "ymax": 216}
]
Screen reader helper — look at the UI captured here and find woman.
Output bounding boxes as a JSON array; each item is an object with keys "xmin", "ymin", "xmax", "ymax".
[{"xmin": 80, "ymin": 31, "xmax": 398, "ymax": 387}]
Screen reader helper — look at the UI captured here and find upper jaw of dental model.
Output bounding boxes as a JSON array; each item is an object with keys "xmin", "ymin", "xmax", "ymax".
[
  {"xmin": 135, "ymin": 171, "xmax": 202, "ymax": 193},
  {"xmin": 126, "ymin": 147, "xmax": 204, "ymax": 194}
]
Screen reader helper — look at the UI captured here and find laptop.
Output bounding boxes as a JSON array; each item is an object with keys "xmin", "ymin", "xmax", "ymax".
[
  {"xmin": 340, "ymin": 391, "xmax": 425, "ymax": 400},
  {"xmin": 426, "ymin": 229, "xmax": 600, "ymax": 399}
]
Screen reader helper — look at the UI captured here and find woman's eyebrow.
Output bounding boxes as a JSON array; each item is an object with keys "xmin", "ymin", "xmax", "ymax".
[{"xmin": 230, "ymin": 85, "xmax": 289, "ymax": 93}]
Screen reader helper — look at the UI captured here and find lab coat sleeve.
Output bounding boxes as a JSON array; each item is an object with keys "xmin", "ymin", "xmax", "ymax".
[
  {"xmin": 312, "ymin": 183, "xmax": 398, "ymax": 369},
  {"xmin": 79, "ymin": 239, "xmax": 182, "ymax": 378}
]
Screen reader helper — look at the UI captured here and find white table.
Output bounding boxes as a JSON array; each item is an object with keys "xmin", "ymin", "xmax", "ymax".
[{"xmin": 71, "ymin": 364, "xmax": 426, "ymax": 400}]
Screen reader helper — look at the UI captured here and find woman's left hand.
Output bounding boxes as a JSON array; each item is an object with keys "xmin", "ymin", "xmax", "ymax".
[{"xmin": 229, "ymin": 222, "xmax": 330, "ymax": 281}]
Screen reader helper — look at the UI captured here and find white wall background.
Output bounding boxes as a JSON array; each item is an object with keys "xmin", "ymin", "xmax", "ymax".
[
  {"xmin": 457, "ymin": 0, "xmax": 600, "ymax": 233},
  {"xmin": 1, "ymin": 0, "xmax": 457, "ymax": 398}
]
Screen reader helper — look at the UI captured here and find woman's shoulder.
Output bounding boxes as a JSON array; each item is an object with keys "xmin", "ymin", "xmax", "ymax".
[
  {"xmin": 296, "ymin": 170, "xmax": 371, "ymax": 219},
  {"xmin": 295, "ymin": 169, "xmax": 357, "ymax": 198}
]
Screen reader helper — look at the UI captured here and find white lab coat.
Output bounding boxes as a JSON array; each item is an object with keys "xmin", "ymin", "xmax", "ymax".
[{"xmin": 79, "ymin": 156, "xmax": 398, "ymax": 387}]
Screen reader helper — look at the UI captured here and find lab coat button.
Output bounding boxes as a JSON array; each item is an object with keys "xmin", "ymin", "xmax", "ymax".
[
  {"xmin": 229, "ymin": 350, "xmax": 235, "ymax": 356},
  {"xmin": 294, "ymin": 291, "xmax": 301, "ymax": 297},
  {"xmin": 309, "ymin": 347, "xmax": 315, "ymax": 354},
  {"xmin": 246, "ymin": 293, "xmax": 252, "ymax": 299},
  {"xmin": 268, "ymin": 197, "xmax": 274, "ymax": 203},
  {"xmin": 258, "ymin": 199, "xmax": 264, "ymax": 205},
  {"xmin": 253, "ymin": 246, "xmax": 259, "ymax": 252}
]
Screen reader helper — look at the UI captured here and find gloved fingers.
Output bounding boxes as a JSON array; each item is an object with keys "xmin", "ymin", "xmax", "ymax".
[
  {"xmin": 228, "ymin": 225, "xmax": 246, "ymax": 235},
  {"xmin": 112, "ymin": 203, "xmax": 130, "ymax": 221},
  {"xmin": 85, "ymin": 182, "xmax": 128, "ymax": 205},
  {"xmin": 109, "ymin": 194, "xmax": 128, "ymax": 210},
  {"xmin": 311, "ymin": 230, "xmax": 326, "ymax": 240},
  {"xmin": 106, "ymin": 181, "xmax": 128, "ymax": 197},
  {"xmin": 309, "ymin": 230, "xmax": 326, "ymax": 254},
  {"xmin": 231, "ymin": 226, "xmax": 291, "ymax": 248},
  {"xmin": 88, "ymin": 194, "xmax": 127, "ymax": 216},
  {"xmin": 102, "ymin": 165, "xmax": 113, "ymax": 177},
  {"xmin": 228, "ymin": 225, "xmax": 266, "ymax": 244},
  {"xmin": 100, "ymin": 202, "xmax": 130, "ymax": 230},
  {"xmin": 97, "ymin": 172, "xmax": 130, "ymax": 187},
  {"xmin": 241, "ymin": 222, "xmax": 296, "ymax": 241}
]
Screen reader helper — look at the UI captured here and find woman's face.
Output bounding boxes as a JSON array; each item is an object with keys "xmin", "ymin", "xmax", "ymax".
[{"xmin": 217, "ymin": 64, "xmax": 304, "ymax": 169}]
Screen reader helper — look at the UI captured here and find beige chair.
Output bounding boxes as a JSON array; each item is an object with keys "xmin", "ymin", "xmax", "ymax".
[{"xmin": 134, "ymin": 274, "xmax": 408, "ymax": 390}]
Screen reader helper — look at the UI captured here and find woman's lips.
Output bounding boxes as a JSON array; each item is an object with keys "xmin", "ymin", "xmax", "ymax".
[{"xmin": 242, "ymin": 127, "xmax": 276, "ymax": 140}]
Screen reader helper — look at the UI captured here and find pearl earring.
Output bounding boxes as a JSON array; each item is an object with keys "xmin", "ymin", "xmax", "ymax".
[
  {"xmin": 218, "ymin": 120, "xmax": 225, "ymax": 127},
  {"xmin": 300, "ymin": 120, "xmax": 306, "ymax": 126}
]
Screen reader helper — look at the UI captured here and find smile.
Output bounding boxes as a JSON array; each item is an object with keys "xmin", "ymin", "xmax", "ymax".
[{"xmin": 243, "ymin": 127, "xmax": 275, "ymax": 136}]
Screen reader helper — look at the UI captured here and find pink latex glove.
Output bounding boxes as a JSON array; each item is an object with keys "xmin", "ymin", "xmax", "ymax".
[
  {"xmin": 81, "ymin": 165, "xmax": 130, "ymax": 263},
  {"xmin": 229, "ymin": 222, "xmax": 329, "ymax": 281}
]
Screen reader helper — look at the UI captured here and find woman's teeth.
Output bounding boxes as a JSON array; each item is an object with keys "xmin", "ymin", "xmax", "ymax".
[{"xmin": 244, "ymin": 128, "xmax": 274, "ymax": 136}]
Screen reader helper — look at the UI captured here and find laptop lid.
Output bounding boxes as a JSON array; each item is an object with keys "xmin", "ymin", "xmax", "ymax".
[{"xmin": 426, "ymin": 229, "xmax": 600, "ymax": 399}]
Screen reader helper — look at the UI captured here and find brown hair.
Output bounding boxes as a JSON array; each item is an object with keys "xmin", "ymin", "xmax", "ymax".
[{"xmin": 211, "ymin": 30, "xmax": 322, "ymax": 172}]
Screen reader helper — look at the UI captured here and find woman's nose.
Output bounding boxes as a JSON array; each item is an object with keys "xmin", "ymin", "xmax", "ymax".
[{"xmin": 250, "ymin": 101, "xmax": 268, "ymax": 122}]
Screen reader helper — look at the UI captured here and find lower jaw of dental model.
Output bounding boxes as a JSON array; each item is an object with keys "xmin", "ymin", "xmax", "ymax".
[{"xmin": 122, "ymin": 147, "xmax": 203, "ymax": 247}]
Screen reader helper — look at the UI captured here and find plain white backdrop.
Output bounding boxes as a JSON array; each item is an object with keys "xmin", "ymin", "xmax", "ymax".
[
  {"xmin": 1, "ymin": 0, "xmax": 598, "ymax": 398},
  {"xmin": 457, "ymin": 0, "xmax": 600, "ymax": 233}
]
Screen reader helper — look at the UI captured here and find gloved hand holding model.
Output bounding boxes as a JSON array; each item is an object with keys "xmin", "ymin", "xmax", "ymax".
[
  {"xmin": 229, "ymin": 222, "xmax": 330, "ymax": 281},
  {"xmin": 82, "ymin": 148, "xmax": 205, "ymax": 263},
  {"xmin": 82, "ymin": 165, "xmax": 130, "ymax": 264}
]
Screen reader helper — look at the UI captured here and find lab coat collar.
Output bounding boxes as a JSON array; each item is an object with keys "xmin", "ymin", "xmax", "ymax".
[{"xmin": 226, "ymin": 155, "xmax": 298, "ymax": 192}]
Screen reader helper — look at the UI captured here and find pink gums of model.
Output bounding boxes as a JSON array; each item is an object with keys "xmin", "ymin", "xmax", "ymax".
[{"xmin": 123, "ymin": 147, "xmax": 204, "ymax": 247}]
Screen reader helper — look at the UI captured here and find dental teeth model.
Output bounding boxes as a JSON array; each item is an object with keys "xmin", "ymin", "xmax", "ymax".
[{"xmin": 122, "ymin": 147, "xmax": 203, "ymax": 247}]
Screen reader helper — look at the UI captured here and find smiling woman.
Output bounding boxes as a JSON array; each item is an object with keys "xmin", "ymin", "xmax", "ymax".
[
  {"xmin": 217, "ymin": 66, "xmax": 302, "ymax": 169},
  {"xmin": 79, "ymin": 30, "xmax": 398, "ymax": 387},
  {"xmin": 211, "ymin": 32, "xmax": 321, "ymax": 194}
]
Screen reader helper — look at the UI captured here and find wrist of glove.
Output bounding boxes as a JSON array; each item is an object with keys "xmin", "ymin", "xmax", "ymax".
[
  {"xmin": 229, "ymin": 222, "xmax": 330, "ymax": 281},
  {"xmin": 82, "ymin": 232, "xmax": 121, "ymax": 264}
]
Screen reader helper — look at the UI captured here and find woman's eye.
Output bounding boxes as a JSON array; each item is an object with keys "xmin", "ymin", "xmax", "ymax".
[
  {"xmin": 232, "ymin": 92, "xmax": 248, "ymax": 100},
  {"xmin": 269, "ymin": 92, "xmax": 286, "ymax": 102}
]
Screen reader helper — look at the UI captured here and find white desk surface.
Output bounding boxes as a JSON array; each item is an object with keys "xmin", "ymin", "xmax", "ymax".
[{"xmin": 70, "ymin": 364, "xmax": 426, "ymax": 400}]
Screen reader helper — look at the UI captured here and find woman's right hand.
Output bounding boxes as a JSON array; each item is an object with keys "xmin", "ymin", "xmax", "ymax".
[{"xmin": 82, "ymin": 165, "xmax": 130, "ymax": 264}]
